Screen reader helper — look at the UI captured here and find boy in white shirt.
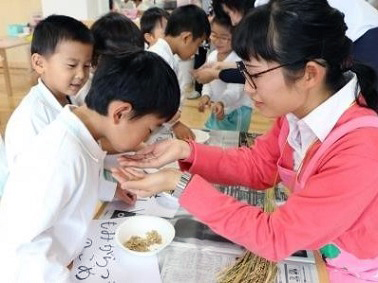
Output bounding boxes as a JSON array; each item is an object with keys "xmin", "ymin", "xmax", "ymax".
[
  {"xmin": 5, "ymin": 15, "xmax": 134, "ymax": 204},
  {"xmin": 0, "ymin": 50, "xmax": 180, "ymax": 282},
  {"xmin": 5, "ymin": 15, "xmax": 93, "ymax": 168},
  {"xmin": 198, "ymin": 16, "xmax": 252, "ymax": 131},
  {"xmin": 148, "ymin": 4, "xmax": 210, "ymax": 140}
]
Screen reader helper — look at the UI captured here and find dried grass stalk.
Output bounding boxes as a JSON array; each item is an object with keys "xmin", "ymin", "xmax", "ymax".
[{"xmin": 217, "ymin": 187, "xmax": 278, "ymax": 283}]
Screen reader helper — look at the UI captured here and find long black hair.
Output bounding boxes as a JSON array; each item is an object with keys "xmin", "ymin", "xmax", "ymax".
[{"xmin": 233, "ymin": 0, "xmax": 378, "ymax": 113}]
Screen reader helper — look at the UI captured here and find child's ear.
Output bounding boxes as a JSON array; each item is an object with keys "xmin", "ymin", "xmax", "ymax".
[
  {"xmin": 144, "ymin": 33, "xmax": 153, "ymax": 45},
  {"xmin": 112, "ymin": 102, "xmax": 133, "ymax": 124},
  {"xmin": 31, "ymin": 53, "xmax": 45, "ymax": 75},
  {"xmin": 180, "ymin": 31, "xmax": 193, "ymax": 45}
]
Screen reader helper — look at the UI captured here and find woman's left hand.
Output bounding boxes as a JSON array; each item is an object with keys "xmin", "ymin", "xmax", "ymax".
[
  {"xmin": 192, "ymin": 68, "xmax": 220, "ymax": 84},
  {"xmin": 112, "ymin": 167, "xmax": 182, "ymax": 198}
]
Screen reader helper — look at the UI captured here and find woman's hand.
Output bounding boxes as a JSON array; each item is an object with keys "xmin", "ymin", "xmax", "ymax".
[
  {"xmin": 211, "ymin": 61, "xmax": 237, "ymax": 70},
  {"xmin": 192, "ymin": 68, "xmax": 220, "ymax": 84},
  {"xmin": 112, "ymin": 167, "xmax": 182, "ymax": 198},
  {"xmin": 117, "ymin": 139, "xmax": 192, "ymax": 168}
]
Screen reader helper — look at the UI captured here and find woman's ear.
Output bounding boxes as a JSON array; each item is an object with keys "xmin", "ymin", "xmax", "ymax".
[
  {"xmin": 302, "ymin": 61, "xmax": 327, "ymax": 89},
  {"xmin": 31, "ymin": 53, "xmax": 45, "ymax": 75}
]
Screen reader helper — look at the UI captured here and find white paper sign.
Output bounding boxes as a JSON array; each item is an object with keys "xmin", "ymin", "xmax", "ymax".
[{"xmin": 70, "ymin": 218, "xmax": 162, "ymax": 283}]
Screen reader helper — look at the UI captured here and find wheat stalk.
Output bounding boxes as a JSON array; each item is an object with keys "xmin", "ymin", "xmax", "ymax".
[{"xmin": 217, "ymin": 187, "xmax": 278, "ymax": 283}]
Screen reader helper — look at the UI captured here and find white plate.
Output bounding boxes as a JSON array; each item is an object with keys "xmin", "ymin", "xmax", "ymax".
[
  {"xmin": 115, "ymin": 215, "xmax": 175, "ymax": 256},
  {"xmin": 192, "ymin": 129, "xmax": 210, "ymax": 144}
]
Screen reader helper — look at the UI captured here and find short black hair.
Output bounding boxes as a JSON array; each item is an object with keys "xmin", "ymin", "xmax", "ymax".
[
  {"xmin": 211, "ymin": 15, "xmax": 233, "ymax": 33},
  {"xmin": 31, "ymin": 15, "xmax": 93, "ymax": 56},
  {"xmin": 91, "ymin": 12, "xmax": 144, "ymax": 67},
  {"xmin": 140, "ymin": 7, "xmax": 170, "ymax": 36},
  {"xmin": 85, "ymin": 50, "xmax": 180, "ymax": 120},
  {"xmin": 165, "ymin": 5, "xmax": 211, "ymax": 40}
]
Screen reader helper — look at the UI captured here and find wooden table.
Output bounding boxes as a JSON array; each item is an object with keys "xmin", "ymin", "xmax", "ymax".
[{"xmin": 0, "ymin": 37, "xmax": 30, "ymax": 96}]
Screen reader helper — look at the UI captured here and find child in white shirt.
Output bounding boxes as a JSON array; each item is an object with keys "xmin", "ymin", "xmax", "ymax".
[
  {"xmin": 140, "ymin": 7, "xmax": 169, "ymax": 47},
  {"xmin": 148, "ymin": 4, "xmax": 211, "ymax": 140},
  {"xmin": 6, "ymin": 14, "xmax": 140, "ymax": 204},
  {"xmin": 198, "ymin": 16, "xmax": 252, "ymax": 131},
  {"xmin": 5, "ymin": 15, "xmax": 93, "ymax": 169},
  {"xmin": 0, "ymin": 50, "xmax": 181, "ymax": 282}
]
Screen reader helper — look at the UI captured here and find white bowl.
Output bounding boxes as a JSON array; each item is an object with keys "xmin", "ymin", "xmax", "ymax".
[
  {"xmin": 192, "ymin": 129, "xmax": 210, "ymax": 144},
  {"xmin": 115, "ymin": 215, "xmax": 175, "ymax": 256}
]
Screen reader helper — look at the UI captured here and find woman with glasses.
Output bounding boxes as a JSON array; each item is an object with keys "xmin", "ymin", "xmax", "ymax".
[{"xmin": 114, "ymin": 1, "xmax": 378, "ymax": 281}]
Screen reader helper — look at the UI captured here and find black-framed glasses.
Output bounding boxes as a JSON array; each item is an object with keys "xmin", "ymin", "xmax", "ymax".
[
  {"xmin": 237, "ymin": 59, "xmax": 327, "ymax": 89},
  {"xmin": 237, "ymin": 61, "xmax": 288, "ymax": 89},
  {"xmin": 209, "ymin": 32, "xmax": 231, "ymax": 44}
]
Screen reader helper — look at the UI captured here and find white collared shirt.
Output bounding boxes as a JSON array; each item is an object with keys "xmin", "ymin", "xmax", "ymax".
[
  {"xmin": 5, "ymin": 79, "xmax": 66, "ymax": 168},
  {"xmin": 254, "ymin": 0, "xmax": 378, "ymax": 41},
  {"xmin": 286, "ymin": 72, "xmax": 358, "ymax": 169},
  {"xmin": 5, "ymin": 78, "xmax": 116, "ymax": 201},
  {"xmin": 0, "ymin": 105, "xmax": 106, "ymax": 282},
  {"xmin": 148, "ymin": 38, "xmax": 179, "ymax": 74}
]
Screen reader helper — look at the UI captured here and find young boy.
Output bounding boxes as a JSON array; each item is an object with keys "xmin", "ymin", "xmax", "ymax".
[
  {"xmin": 5, "ymin": 15, "xmax": 93, "ymax": 168},
  {"xmin": 148, "ymin": 4, "xmax": 210, "ymax": 140},
  {"xmin": 140, "ymin": 7, "xmax": 170, "ymax": 47},
  {"xmin": 198, "ymin": 16, "xmax": 252, "ymax": 132},
  {"xmin": 0, "ymin": 50, "xmax": 180, "ymax": 281},
  {"xmin": 5, "ymin": 14, "xmax": 134, "ymax": 204}
]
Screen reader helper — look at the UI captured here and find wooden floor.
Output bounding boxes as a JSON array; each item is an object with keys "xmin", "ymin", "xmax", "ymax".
[{"xmin": 0, "ymin": 68, "xmax": 274, "ymax": 136}]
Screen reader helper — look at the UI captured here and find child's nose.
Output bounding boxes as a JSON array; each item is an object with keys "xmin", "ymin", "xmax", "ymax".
[{"xmin": 75, "ymin": 67, "xmax": 86, "ymax": 80}]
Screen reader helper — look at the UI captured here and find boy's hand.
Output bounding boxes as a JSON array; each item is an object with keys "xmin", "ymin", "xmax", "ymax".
[
  {"xmin": 112, "ymin": 167, "xmax": 182, "ymax": 198},
  {"xmin": 198, "ymin": 95, "xmax": 211, "ymax": 112},
  {"xmin": 213, "ymin": 102, "xmax": 225, "ymax": 120},
  {"xmin": 117, "ymin": 139, "xmax": 191, "ymax": 168},
  {"xmin": 172, "ymin": 121, "xmax": 195, "ymax": 140},
  {"xmin": 115, "ymin": 185, "xmax": 137, "ymax": 205}
]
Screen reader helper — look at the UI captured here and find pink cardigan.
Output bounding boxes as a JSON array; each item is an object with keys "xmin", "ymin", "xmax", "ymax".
[{"xmin": 179, "ymin": 104, "xmax": 378, "ymax": 262}]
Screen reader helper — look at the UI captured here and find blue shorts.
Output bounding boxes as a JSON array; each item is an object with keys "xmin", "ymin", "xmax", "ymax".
[{"xmin": 205, "ymin": 106, "xmax": 252, "ymax": 132}]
